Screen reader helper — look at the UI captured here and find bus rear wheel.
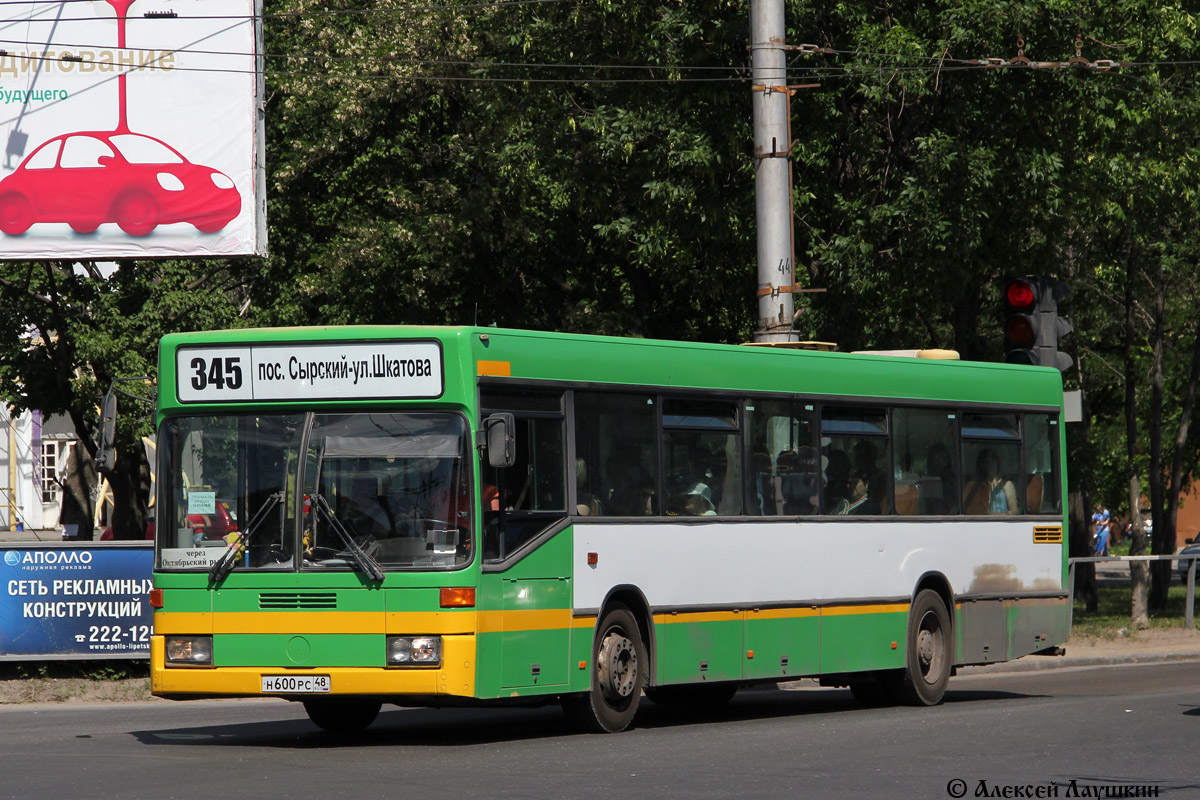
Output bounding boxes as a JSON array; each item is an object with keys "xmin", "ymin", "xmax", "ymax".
[
  {"xmin": 889, "ymin": 589, "xmax": 952, "ymax": 706},
  {"xmin": 564, "ymin": 603, "xmax": 644, "ymax": 733},
  {"xmin": 302, "ymin": 698, "xmax": 381, "ymax": 733}
]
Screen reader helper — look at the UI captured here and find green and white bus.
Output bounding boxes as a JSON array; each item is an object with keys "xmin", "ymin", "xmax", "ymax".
[{"xmin": 150, "ymin": 326, "xmax": 1068, "ymax": 733}]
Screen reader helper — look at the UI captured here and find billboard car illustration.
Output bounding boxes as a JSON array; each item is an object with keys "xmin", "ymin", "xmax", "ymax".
[{"xmin": 0, "ymin": 130, "xmax": 241, "ymax": 236}]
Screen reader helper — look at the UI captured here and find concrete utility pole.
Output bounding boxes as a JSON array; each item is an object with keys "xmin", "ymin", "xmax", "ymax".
[{"xmin": 750, "ymin": 0, "xmax": 797, "ymax": 343}]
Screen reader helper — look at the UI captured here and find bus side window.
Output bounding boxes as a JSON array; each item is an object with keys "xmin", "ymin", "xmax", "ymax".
[
  {"xmin": 893, "ymin": 407, "xmax": 960, "ymax": 516},
  {"xmin": 745, "ymin": 399, "xmax": 817, "ymax": 516},
  {"xmin": 575, "ymin": 392, "xmax": 660, "ymax": 517},
  {"xmin": 819, "ymin": 406, "xmax": 890, "ymax": 516},
  {"xmin": 961, "ymin": 412, "xmax": 1023, "ymax": 516},
  {"xmin": 1023, "ymin": 414, "xmax": 1060, "ymax": 514},
  {"xmin": 662, "ymin": 398, "xmax": 740, "ymax": 516}
]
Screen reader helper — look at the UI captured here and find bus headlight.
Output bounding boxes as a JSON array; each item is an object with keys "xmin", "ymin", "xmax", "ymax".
[
  {"xmin": 386, "ymin": 636, "xmax": 441, "ymax": 666},
  {"xmin": 165, "ymin": 635, "xmax": 213, "ymax": 666}
]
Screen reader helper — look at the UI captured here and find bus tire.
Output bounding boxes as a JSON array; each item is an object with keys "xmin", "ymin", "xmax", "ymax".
[
  {"xmin": 889, "ymin": 589, "xmax": 952, "ymax": 706},
  {"xmin": 564, "ymin": 603, "xmax": 644, "ymax": 733},
  {"xmin": 302, "ymin": 698, "xmax": 382, "ymax": 732},
  {"xmin": 645, "ymin": 683, "xmax": 737, "ymax": 708}
]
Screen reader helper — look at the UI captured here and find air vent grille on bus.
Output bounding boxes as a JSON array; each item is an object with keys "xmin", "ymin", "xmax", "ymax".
[
  {"xmin": 1032, "ymin": 525, "xmax": 1063, "ymax": 544},
  {"xmin": 259, "ymin": 592, "xmax": 337, "ymax": 609}
]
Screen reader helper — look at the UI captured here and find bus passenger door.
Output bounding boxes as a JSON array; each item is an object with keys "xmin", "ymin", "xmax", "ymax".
[{"xmin": 479, "ymin": 388, "xmax": 571, "ymax": 691}]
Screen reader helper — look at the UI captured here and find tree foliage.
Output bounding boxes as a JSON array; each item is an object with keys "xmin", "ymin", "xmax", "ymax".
[{"xmin": 0, "ymin": 0, "xmax": 1199, "ymax": 613}]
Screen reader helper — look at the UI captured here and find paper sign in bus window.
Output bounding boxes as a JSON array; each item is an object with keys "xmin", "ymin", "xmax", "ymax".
[{"xmin": 187, "ymin": 491, "xmax": 216, "ymax": 515}]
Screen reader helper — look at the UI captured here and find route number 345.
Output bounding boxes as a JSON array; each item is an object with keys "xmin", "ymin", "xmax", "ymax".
[{"xmin": 190, "ymin": 356, "xmax": 244, "ymax": 391}]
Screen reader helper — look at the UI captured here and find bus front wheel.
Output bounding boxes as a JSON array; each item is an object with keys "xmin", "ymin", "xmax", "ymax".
[
  {"xmin": 889, "ymin": 589, "xmax": 952, "ymax": 706},
  {"xmin": 564, "ymin": 603, "xmax": 644, "ymax": 733},
  {"xmin": 302, "ymin": 698, "xmax": 382, "ymax": 733}
]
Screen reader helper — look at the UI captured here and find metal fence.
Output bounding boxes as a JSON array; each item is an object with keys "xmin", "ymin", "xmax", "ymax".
[{"xmin": 1067, "ymin": 553, "xmax": 1199, "ymax": 630}]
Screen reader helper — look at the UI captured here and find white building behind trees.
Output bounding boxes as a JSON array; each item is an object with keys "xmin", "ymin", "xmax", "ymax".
[{"xmin": 2, "ymin": 406, "xmax": 77, "ymax": 533}]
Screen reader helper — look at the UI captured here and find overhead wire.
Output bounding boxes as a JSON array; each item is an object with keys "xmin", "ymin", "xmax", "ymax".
[
  {"xmin": 0, "ymin": 0, "xmax": 576, "ymax": 25},
  {"xmin": 0, "ymin": 31, "xmax": 1194, "ymax": 84}
]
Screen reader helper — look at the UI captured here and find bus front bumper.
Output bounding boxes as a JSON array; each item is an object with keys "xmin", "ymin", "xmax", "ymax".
[{"xmin": 150, "ymin": 634, "xmax": 476, "ymax": 700}]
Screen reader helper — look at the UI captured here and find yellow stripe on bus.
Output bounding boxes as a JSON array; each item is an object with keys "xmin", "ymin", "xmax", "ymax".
[
  {"xmin": 476, "ymin": 608, "xmax": 572, "ymax": 633},
  {"xmin": 744, "ymin": 607, "xmax": 820, "ymax": 621},
  {"xmin": 820, "ymin": 603, "xmax": 909, "ymax": 617}
]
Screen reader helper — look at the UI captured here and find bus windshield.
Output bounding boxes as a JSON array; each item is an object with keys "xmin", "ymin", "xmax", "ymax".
[{"xmin": 158, "ymin": 412, "xmax": 473, "ymax": 572}]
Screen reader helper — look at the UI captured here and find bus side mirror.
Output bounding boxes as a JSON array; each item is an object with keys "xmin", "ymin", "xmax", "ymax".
[
  {"xmin": 95, "ymin": 391, "xmax": 117, "ymax": 475},
  {"xmin": 483, "ymin": 413, "xmax": 515, "ymax": 469}
]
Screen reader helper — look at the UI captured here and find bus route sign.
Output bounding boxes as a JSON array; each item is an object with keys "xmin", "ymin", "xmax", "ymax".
[{"xmin": 176, "ymin": 341, "xmax": 444, "ymax": 403}]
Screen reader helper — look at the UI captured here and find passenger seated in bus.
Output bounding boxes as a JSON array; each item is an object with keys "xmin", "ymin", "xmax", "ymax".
[
  {"xmin": 684, "ymin": 482, "xmax": 717, "ymax": 516},
  {"xmin": 963, "ymin": 449, "xmax": 1017, "ymax": 515},
  {"xmin": 832, "ymin": 470, "xmax": 871, "ymax": 515}
]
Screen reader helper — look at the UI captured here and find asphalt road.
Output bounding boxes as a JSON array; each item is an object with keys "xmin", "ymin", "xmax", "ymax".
[{"xmin": 2, "ymin": 663, "xmax": 1197, "ymax": 800}]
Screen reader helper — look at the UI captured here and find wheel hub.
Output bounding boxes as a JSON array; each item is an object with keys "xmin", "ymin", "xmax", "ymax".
[
  {"xmin": 917, "ymin": 629, "xmax": 935, "ymax": 668},
  {"xmin": 597, "ymin": 631, "xmax": 638, "ymax": 701},
  {"xmin": 916, "ymin": 612, "xmax": 943, "ymax": 683}
]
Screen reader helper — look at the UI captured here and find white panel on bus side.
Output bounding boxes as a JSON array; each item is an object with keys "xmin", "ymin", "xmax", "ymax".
[{"xmin": 572, "ymin": 520, "xmax": 1063, "ymax": 611}]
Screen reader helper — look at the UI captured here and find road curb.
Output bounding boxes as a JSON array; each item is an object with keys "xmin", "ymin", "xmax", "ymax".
[{"xmin": 959, "ymin": 650, "xmax": 1200, "ymax": 674}]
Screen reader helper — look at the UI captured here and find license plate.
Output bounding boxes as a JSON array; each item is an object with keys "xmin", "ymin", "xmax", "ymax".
[{"xmin": 261, "ymin": 674, "xmax": 331, "ymax": 694}]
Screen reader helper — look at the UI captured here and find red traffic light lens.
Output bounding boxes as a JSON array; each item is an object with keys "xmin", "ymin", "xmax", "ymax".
[{"xmin": 1005, "ymin": 279, "xmax": 1036, "ymax": 309}]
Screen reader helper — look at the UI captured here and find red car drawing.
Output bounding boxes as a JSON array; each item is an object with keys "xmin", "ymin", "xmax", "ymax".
[{"xmin": 0, "ymin": 130, "xmax": 241, "ymax": 236}]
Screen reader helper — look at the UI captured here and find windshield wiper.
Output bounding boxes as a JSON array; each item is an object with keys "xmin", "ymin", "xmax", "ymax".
[
  {"xmin": 311, "ymin": 493, "xmax": 385, "ymax": 582},
  {"xmin": 209, "ymin": 491, "xmax": 284, "ymax": 583}
]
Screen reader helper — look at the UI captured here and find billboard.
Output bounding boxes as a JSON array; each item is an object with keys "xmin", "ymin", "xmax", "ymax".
[
  {"xmin": 0, "ymin": 543, "xmax": 154, "ymax": 659},
  {"xmin": 0, "ymin": 0, "xmax": 266, "ymax": 259}
]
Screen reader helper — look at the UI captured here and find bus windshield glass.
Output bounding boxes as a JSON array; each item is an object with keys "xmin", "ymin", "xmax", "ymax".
[
  {"xmin": 157, "ymin": 412, "xmax": 473, "ymax": 572},
  {"xmin": 303, "ymin": 413, "xmax": 472, "ymax": 570}
]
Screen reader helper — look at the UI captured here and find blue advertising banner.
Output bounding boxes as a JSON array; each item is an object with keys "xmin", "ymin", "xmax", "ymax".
[{"xmin": 1, "ymin": 543, "xmax": 154, "ymax": 660}]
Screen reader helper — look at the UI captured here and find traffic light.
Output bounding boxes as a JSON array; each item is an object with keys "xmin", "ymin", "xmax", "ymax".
[{"xmin": 1002, "ymin": 277, "xmax": 1073, "ymax": 371}]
